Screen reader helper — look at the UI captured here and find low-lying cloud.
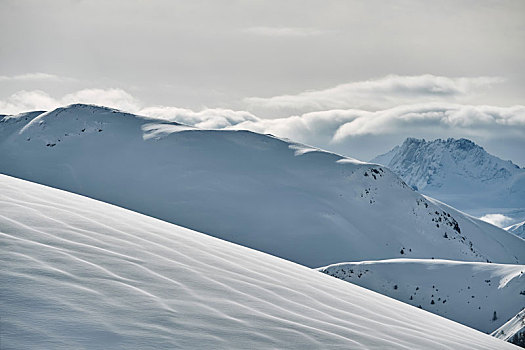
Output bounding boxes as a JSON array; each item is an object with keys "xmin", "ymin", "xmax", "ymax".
[
  {"xmin": 138, "ymin": 102, "xmax": 525, "ymax": 164},
  {"xmin": 0, "ymin": 88, "xmax": 139, "ymax": 115},
  {"xmin": 479, "ymin": 214, "xmax": 515, "ymax": 228},
  {"xmin": 245, "ymin": 75, "xmax": 504, "ymax": 113},
  {"xmin": 1, "ymin": 85, "xmax": 524, "ymax": 166}
]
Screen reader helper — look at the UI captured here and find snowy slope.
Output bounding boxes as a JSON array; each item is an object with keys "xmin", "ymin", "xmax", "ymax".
[
  {"xmin": 492, "ymin": 308, "xmax": 525, "ymax": 347},
  {"xmin": 319, "ymin": 259, "xmax": 525, "ymax": 333},
  {"xmin": 507, "ymin": 222, "xmax": 525, "ymax": 239},
  {"xmin": 372, "ymin": 138, "xmax": 525, "ymax": 222},
  {"xmin": 1, "ymin": 174, "xmax": 517, "ymax": 350},
  {"xmin": 1, "ymin": 104, "xmax": 524, "ymax": 267}
]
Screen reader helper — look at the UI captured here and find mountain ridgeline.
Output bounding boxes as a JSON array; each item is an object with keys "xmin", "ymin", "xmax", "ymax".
[
  {"xmin": 371, "ymin": 137, "xmax": 525, "ymax": 214},
  {"xmin": 1, "ymin": 104, "xmax": 524, "ymax": 267}
]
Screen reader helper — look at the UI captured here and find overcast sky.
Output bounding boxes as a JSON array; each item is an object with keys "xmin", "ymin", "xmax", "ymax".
[{"xmin": 1, "ymin": 0, "xmax": 524, "ymax": 164}]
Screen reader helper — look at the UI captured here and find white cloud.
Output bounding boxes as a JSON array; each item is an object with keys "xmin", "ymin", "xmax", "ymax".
[
  {"xmin": 245, "ymin": 75, "xmax": 504, "ymax": 112},
  {"xmin": 62, "ymin": 89, "xmax": 141, "ymax": 113},
  {"xmin": 479, "ymin": 214, "xmax": 515, "ymax": 228},
  {"xmin": 139, "ymin": 106, "xmax": 258, "ymax": 129},
  {"xmin": 0, "ymin": 88, "xmax": 141, "ymax": 115},
  {"xmin": 138, "ymin": 102, "xmax": 525, "ymax": 165},
  {"xmin": 0, "ymin": 90, "xmax": 59, "ymax": 114},
  {"xmin": 331, "ymin": 103, "xmax": 525, "ymax": 141},
  {"xmin": 3, "ymin": 89, "xmax": 523, "ymax": 147},
  {"xmin": 2, "ymin": 87, "xmax": 524, "ymax": 165},
  {"xmin": 243, "ymin": 26, "xmax": 330, "ymax": 37},
  {"xmin": 0, "ymin": 73, "xmax": 72, "ymax": 82},
  {"xmin": 169, "ymin": 103, "xmax": 520, "ymax": 146}
]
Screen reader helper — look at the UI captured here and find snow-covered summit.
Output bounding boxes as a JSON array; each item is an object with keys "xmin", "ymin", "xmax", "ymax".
[
  {"xmin": 2, "ymin": 105, "xmax": 525, "ymax": 267},
  {"xmin": 372, "ymin": 137, "xmax": 525, "ymax": 215},
  {"xmin": 1, "ymin": 174, "xmax": 515, "ymax": 349}
]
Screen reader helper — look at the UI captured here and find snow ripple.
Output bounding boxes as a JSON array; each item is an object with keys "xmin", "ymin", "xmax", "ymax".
[{"xmin": 0, "ymin": 174, "xmax": 515, "ymax": 349}]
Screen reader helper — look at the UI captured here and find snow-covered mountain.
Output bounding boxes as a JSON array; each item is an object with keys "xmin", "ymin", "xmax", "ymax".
[
  {"xmin": 492, "ymin": 308, "xmax": 525, "ymax": 347},
  {"xmin": 507, "ymin": 222, "xmax": 525, "ymax": 239},
  {"xmin": 318, "ymin": 259, "xmax": 525, "ymax": 333},
  {"xmin": 2, "ymin": 174, "xmax": 516, "ymax": 350},
  {"xmin": 1, "ymin": 104, "xmax": 524, "ymax": 267},
  {"xmin": 371, "ymin": 138, "xmax": 525, "ymax": 223}
]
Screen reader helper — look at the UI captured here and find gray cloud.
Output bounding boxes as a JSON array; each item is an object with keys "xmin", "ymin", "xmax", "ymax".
[{"xmin": 2, "ymin": 1, "xmax": 524, "ymax": 111}]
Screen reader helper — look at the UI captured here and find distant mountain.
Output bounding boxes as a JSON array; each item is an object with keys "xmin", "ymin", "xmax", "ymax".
[
  {"xmin": 1, "ymin": 104, "xmax": 524, "ymax": 267},
  {"xmin": 372, "ymin": 137, "xmax": 525, "ymax": 222},
  {"xmin": 318, "ymin": 259, "xmax": 525, "ymax": 333},
  {"xmin": 4, "ymin": 175, "xmax": 514, "ymax": 349},
  {"xmin": 507, "ymin": 222, "xmax": 525, "ymax": 239}
]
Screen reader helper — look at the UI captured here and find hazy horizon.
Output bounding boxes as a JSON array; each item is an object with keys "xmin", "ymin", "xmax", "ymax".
[{"xmin": 1, "ymin": 0, "xmax": 524, "ymax": 165}]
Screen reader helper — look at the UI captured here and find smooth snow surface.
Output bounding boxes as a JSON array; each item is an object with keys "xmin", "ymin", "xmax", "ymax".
[
  {"xmin": 1, "ymin": 104, "xmax": 525, "ymax": 267},
  {"xmin": 1, "ymin": 175, "xmax": 518, "ymax": 349},
  {"xmin": 319, "ymin": 259, "xmax": 525, "ymax": 333},
  {"xmin": 372, "ymin": 138, "xmax": 525, "ymax": 224}
]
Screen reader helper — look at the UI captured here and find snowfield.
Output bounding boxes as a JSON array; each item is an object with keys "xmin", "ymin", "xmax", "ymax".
[
  {"xmin": 1, "ymin": 104, "xmax": 524, "ymax": 267},
  {"xmin": 0, "ymin": 174, "xmax": 518, "ymax": 349},
  {"xmin": 318, "ymin": 259, "xmax": 525, "ymax": 333}
]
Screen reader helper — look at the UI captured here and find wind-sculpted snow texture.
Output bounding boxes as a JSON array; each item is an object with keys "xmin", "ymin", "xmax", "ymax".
[
  {"xmin": 372, "ymin": 137, "xmax": 525, "ymax": 219},
  {"xmin": 319, "ymin": 259, "xmax": 525, "ymax": 333},
  {"xmin": 1, "ymin": 104, "xmax": 524, "ymax": 267},
  {"xmin": 0, "ymin": 174, "xmax": 518, "ymax": 349}
]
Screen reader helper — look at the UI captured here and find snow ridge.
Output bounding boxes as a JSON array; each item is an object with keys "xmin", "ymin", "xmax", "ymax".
[{"xmin": 1, "ymin": 104, "xmax": 524, "ymax": 267}]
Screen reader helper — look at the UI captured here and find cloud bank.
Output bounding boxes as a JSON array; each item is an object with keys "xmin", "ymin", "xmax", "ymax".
[
  {"xmin": 1, "ymin": 81, "xmax": 524, "ymax": 166},
  {"xmin": 245, "ymin": 75, "xmax": 504, "ymax": 113},
  {"xmin": 479, "ymin": 214, "xmax": 515, "ymax": 228},
  {"xmin": 141, "ymin": 103, "xmax": 525, "ymax": 144},
  {"xmin": 0, "ymin": 88, "xmax": 139, "ymax": 115},
  {"xmin": 141, "ymin": 103, "xmax": 525, "ymax": 166}
]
